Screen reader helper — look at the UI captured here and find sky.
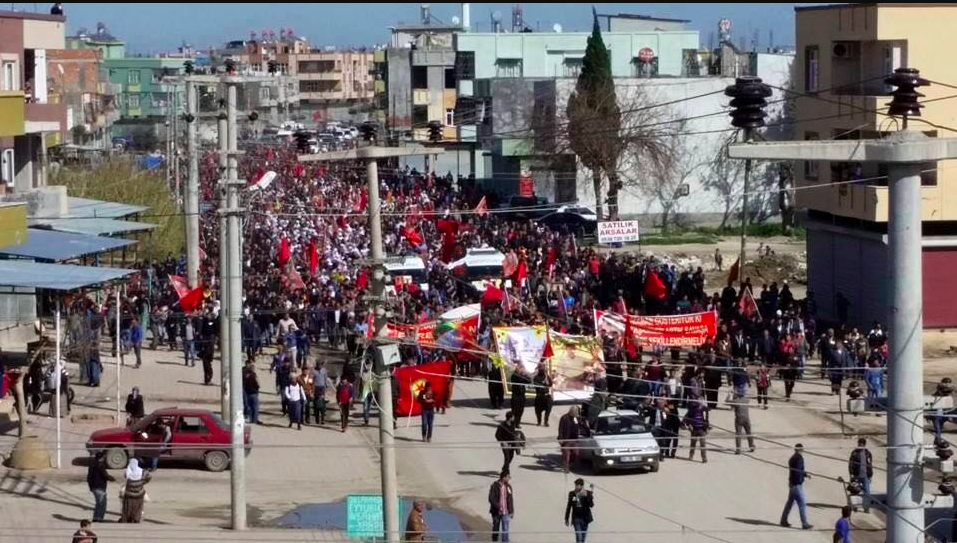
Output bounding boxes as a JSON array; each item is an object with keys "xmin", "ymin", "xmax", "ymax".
[{"xmin": 11, "ymin": 3, "xmax": 822, "ymax": 54}]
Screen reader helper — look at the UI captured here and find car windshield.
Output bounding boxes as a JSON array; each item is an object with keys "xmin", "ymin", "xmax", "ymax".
[
  {"xmin": 465, "ymin": 265, "xmax": 503, "ymax": 281},
  {"xmin": 209, "ymin": 413, "xmax": 226, "ymax": 430},
  {"xmin": 595, "ymin": 414, "xmax": 650, "ymax": 436}
]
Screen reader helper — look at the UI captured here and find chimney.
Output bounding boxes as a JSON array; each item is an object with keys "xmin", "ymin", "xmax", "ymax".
[{"xmin": 462, "ymin": 3, "xmax": 470, "ymax": 31}]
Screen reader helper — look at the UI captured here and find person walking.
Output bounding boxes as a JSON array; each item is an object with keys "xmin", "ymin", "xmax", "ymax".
[
  {"xmin": 488, "ymin": 471, "xmax": 514, "ymax": 542},
  {"xmin": 299, "ymin": 367, "xmax": 316, "ymax": 425},
  {"xmin": 87, "ymin": 451, "xmax": 114, "ymax": 522},
  {"xmin": 564, "ymin": 478, "xmax": 595, "ymax": 543},
  {"xmin": 510, "ymin": 368, "xmax": 530, "ymax": 428},
  {"xmin": 200, "ymin": 334, "xmax": 215, "ymax": 386},
  {"xmin": 404, "ymin": 500, "xmax": 429, "ymax": 542},
  {"xmin": 495, "ymin": 411, "xmax": 523, "ymax": 473},
  {"xmin": 834, "ymin": 505, "xmax": 852, "ymax": 543},
  {"xmin": 182, "ymin": 315, "xmax": 196, "ymax": 367},
  {"xmin": 242, "ymin": 362, "xmax": 261, "ymax": 424},
  {"xmin": 337, "ymin": 376, "xmax": 354, "ymax": 432},
  {"xmin": 781, "ymin": 360, "xmax": 798, "ymax": 401},
  {"xmin": 780, "ymin": 443, "xmax": 813, "ymax": 530},
  {"xmin": 360, "ymin": 364, "xmax": 375, "ymax": 426},
  {"xmin": 312, "ymin": 360, "xmax": 329, "ymax": 425},
  {"xmin": 731, "ymin": 393, "xmax": 756, "ymax": 454},
  {"xmin": 284, "ymin": 376, "xmax": 306, "ymax": 430},
  {"xmin": 487, "ymin": 364, "xmax": 505, "ymax": 409},
  {"xmin": 683, "ymin": 400, "xmax": 709, "ymax": 463},
  {"xmin": 119, "ymin": 458, "xmax": 151, "ymax": 523},
  {"xmin": 533, "ymin": 365, "xmax": 554, "ymax": 427},
  {"xmin": 124, "ymin": 387, "xmax": 145, "ymax": 427},
  {"xmin": 418, "ymin": 381, "xmax": 436, "ymax": 442},
  {"xmin": 754, "ymin": 363, "xmax": 770, "ymax": 409},
  {"xmin": 848, "ymin": 437, "xmax": 873, "ymax": 513},
  {"xmin": 128, "ymin": 318, "xmax": 143, "ymax": 368},
  {"xmin": 558, "ymin": 406, "xmax": 582, "ymax": 473}
]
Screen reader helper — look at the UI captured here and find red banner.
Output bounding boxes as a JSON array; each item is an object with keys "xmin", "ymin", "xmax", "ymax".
[
  {"xmin": 395, "ymin": 360, "xmax": 451, "ymax": 417},
  {"xmin": 519, "ymin": 173, "xmax": 534, "ymax": 197},
  {"xmin": 595, "ymin": 310, "xmax": 717, "ymax": 348},
  {"xmin": 384, "ymin": 321, "xmax": 438, "ymax": 347}
]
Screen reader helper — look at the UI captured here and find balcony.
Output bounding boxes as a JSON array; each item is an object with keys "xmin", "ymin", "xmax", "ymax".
[
  {"xmin": 0, "ymin": 91, "xmax": 26, "ymax": 137},
  {"xmin": 24, "ymin": 101, "xmax": 64, "ymax": 133}
]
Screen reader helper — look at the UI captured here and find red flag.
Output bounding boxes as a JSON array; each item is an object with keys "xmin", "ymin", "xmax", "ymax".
[
  {"xmin": 545, "ymin": 247, "xmax": 558, "ymax": 278},
  {"xmin": 168, "ymin": 275, "xmax": 190, "ymax": 299},
  {"xmin": 403, "ymin": 226, "xmax": 424, "ymax": 247},
  {"xmin": 278, "ymin": 238, "xmax": 291, "ymax": 267},
  {"xmin": 739, "ymin": 286, "xmax": 761, "ymax": 319},
  {"xmin": 365, "ymin": 311, "xmax": 375, "ymax": 339},
  {"xmin": 514, "ymin": 260, "xmax": 528, "ymax": 288},
  {"xmin": 395, "ymin": 360, "xmax": 452, "ymax": 417},
  {"xmin": 308, "ymin": 239, "xmax": 319, "ymax": 275},
  {"xmin": 481, "ymin": 284, "xmax": 505, "ymax": 306},
  {"xmin": 169, "ymin": 275, "xmax": 203, "ymax": 312},
  {"xmin": 542, "ymin": 327, "xmax": 554, "ymax": 359},
  {"xmin": 475, "ymin": 196, "xmax": 488, "ymax": 217},
  {"xmin": 437, "ymin": 219, "xmax": 459, "ymax": 263},
  {"xmin": 644, "ymin": 270, "xmax": 667, "ymax": 300},
  {"xmin": 294, "ymin": 162, "xmax": 304, "ymax": 178},
  {"xmin": 623, "ymin": 314, "xmax": 637, "ymax": 358},
  {"xmin": 356, "ymin": 267, "xmax": 369, "ymax": 291},
  {"xmin": 727, "ymin": 258, "xmax": 740, "ymax": 285}
]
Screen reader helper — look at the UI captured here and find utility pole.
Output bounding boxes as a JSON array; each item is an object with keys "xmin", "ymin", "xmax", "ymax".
[
  {"xmin": 218, "ymin": 104, "xmax": 230, "ymax": 421},
  {"xmin": 727, "ymin": 68, "xmax": 957, "ymax": 543},
  {"xmin": 725, "ymin": 77, "xmax": 771, "ymax": 280},
  {"xmin": 225, "ymin": 81, "xmax": 247, "ymax": 531},
  {"xmin": 185, "ymin": 81, "xmax": 200, "ymax": 287},
  {"xmin": 299, "ymin": 143, "xmax": 442, "ymax": 543}
]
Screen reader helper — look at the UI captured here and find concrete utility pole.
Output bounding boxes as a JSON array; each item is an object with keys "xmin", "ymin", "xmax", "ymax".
[
  {"xmin": 218, "ymin": 105, "xmax": 230, "ymax": 421},
  {"xmin": 728, "ymin": 68, "xmax": 957, "ymax": 543},
  {"xmin": 225, "ymin": 82, "xmax": 247, "ymax": 531},
  {"xmin": 185, "ymin": 81, "xmax": 200, "ymax": 288},
  {"xmin": 300, "ymin": 145, "xmax": 443, "ymax": 543}
]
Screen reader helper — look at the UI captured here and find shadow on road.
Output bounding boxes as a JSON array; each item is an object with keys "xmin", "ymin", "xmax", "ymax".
[
  {"xmin": 456, "ymin": 470, "xmax": 499, "ymax": 478},
  {"xmin": 726, "ymin": 517, "xmax": 781, "ymax": 527}
]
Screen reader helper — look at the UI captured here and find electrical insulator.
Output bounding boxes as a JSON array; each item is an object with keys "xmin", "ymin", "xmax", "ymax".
[{"xmin": 724, "ymin": 76, "xmax": 772, "ymax": 130}]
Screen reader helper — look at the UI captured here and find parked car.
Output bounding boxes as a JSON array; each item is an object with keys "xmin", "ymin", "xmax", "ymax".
[
  {"xmin": 579, "ymin": 409, "xmax": 660, "ymax": 473},
  {"xmin": 540, "ymin": 205, "xmax": 599, "ymax": 236},
  {"xmin": 86, "ymin": 408, "xmax": 251, "ymax": 472},
  {"xmin": 498, "ymin": 195, "xmax": 554, "ymax": 221}
]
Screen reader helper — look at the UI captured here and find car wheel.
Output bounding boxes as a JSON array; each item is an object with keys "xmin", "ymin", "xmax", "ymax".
[
  {"xmin": 649, "ymin": 461, "xmax": 660, "ymax": 473},
  {"xmin": 105, "ymin": 447, "xmax": 128, "ymax": 470},
  {"xmin": 204, "ymin": 450, "xmax": 230, "ymax": 472}
]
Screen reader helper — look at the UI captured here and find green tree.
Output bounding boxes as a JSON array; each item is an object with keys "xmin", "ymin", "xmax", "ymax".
[{"xmin": 566, "ymin": 8, "xmax": 622, "ymax": 219}]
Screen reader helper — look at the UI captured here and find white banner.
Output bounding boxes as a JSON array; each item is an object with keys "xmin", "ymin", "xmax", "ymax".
[{"xmin": 597, "ymin": 220, "xmax": 640, "ymax": 244}]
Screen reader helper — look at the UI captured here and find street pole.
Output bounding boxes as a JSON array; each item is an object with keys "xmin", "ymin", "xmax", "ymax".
[
  {"xmin": 367, "ymin": 157, "xmax": 400, "ymax": 543},
  {"xmin": 54, "ymin": 298, "xmax": 61, "ymax": 469},
  {"xmin": 886, "ymin": 161, "xmax": 924, "ymax": 543},
  {"xmin": 218, "ymin": 107, "xmax": 230, "ymax": 421},
  {"xmin": 226, "ymin": 82, "xmax": 247, "ymax": 531},
  {"xmin": 186, "ymin": 81, "xmax": 200, "ymax": 288},
  {"xmin": 115, "ymin": 289, "xmax": 121, "ymax": 423},
  {"xmin": 739, "ymin": 128, "xmax": 752, "ymax": 282}
]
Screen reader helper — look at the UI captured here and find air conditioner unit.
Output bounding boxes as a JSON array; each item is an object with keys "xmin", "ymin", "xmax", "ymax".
[{"xmin": 832, "ymin": 41, "xmax": 859, "ymax": 59}]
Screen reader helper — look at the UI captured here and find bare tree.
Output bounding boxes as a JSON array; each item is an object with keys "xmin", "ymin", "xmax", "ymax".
[
  {"xmin": 701, "ymin": 132, "xmax": 746, "ymax": 228},
  {"xmin": 620, "ymin": 122, "xmax": 692, "ymax": 232}
]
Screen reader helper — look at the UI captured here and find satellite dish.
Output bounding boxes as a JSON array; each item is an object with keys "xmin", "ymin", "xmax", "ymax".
[
  {"xmin": 553, "ymin": 23, "xmax": 563, "ymax": 33},
  {"xmin": 451, "ymin": 15, "xmax": 461, "ymax": 25},
  {"xmin": 491, "ymin": 11, "xmax": 503, "ymax": 23},
  {"xmin": 249, "ymin": 170, "xmax": 277, "ymax": 192}
]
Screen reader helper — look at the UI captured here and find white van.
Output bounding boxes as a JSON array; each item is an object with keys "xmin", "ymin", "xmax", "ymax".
[
  {"xmin": 447, "ymin": 248, "xmax": 506, "ymax": 292},
  {"xmin": 384, "ymin": 256, "xmax": 429, "ymax": 293}
]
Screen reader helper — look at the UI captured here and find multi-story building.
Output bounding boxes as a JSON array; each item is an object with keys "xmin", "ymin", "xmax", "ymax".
[
  {"xmin": 66, "ymin": 23, "xmax": 125, "ymax": 60},
  {"xmin": 103, "ymin": 57, "xmax": 185, "ymax": 148},
  {"xmin": 46, "ymin": 48, "xmax": 118, "ymax": 149},
  {"xmin": 795, "ymin": 3, "xmax": 957, "ymax": 329},
  {"xmin": 0, "ymin": 9, "xmax": 67, "ymax": 193}
]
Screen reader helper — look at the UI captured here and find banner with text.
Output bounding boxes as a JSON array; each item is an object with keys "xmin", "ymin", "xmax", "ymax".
[
  {"xmin": 594, "ymin": 310, "xmax": 717, "ymax": 347},
  {"xmin": 597, "ymin": 220, "xmax": 640, "ymax": 244}
]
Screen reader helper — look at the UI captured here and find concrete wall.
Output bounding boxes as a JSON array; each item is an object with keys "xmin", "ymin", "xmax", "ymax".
[
  {"xmin": 386, "ymin": 48, "xmax": 412, "ymax": 130},
  {"xmin": 22, "ymin": 18, "xmax": 64, "ymax": 50},
  {"xmin": 457, "ymin": 30, "xmax": 700, "ymax": 79}
]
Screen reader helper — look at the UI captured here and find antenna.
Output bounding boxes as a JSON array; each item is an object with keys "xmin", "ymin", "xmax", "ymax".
[{"xmin": 491, "ymin": 10, "xmax": 503, "ymax": 33}]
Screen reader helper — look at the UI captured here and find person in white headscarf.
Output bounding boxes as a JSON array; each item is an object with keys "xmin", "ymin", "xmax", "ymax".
[{"xmin": 120, "ymin": 458, "xmax": 150, "ymax": 523}]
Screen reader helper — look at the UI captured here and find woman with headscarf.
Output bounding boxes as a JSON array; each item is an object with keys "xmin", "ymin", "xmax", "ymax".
[
  {"xmin": 284, "ymin": 374, "xmax": 306, "ymax": 430},
  {"xmin": 120, "ymin": 458, "xmax": 151, "ymax": 523}
]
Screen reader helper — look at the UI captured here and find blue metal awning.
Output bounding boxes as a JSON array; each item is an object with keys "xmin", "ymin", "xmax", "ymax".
[
  {"xmin": 0, "ymin": 229, "xmax": 136, "ymax": 262},
  {"xmin": 0, "ymin": 260, "xmax": 135, "ymax": 291},
  {"xmin": 31, "ymin": 218, "xmax": 157, "ymax": 236},
  {"xmin": 66, "ymin": 197, "xmax": 148, "ymax": 219}
]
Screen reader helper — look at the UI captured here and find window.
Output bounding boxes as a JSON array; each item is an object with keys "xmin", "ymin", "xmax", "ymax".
[
  {"xmin": 445, "ymin": 108, "xmax": 454, "ymax": 126},
  {"xmin": 127, "ymin": 93, "xmax": 140, "ymax": 109},
  {"xmin": 151, "ymin": 69, "xmax": 163, "ymax": 84},
  {"xmin": 444, "ymin": 68, "xmax": 456, "ymax": 89},
  {"xmin": 455, "ymin": 51, "xmax": 475, "ymax": 79},
  {"xmin": 1, "ymin": 61, "xmax": 16, "ymax": 91},
  {"xmin": 1, "ymin": 148, "xmax": 14, "ymax": 187},
  {"xmin": 563, "ymin": 58, "xmax": 583, "ymax": 78},
  {"xmin": 411, "ymin": 66, "xmax": 428, "ymax": 88},
  {"xmin": 804, "ymin": 46, "xmax": 819, "ymax": 92},
  {"xmin": 495, "ymin": 59, "xmax": 522, "ymax": 78},
  {"xmin": 177, "ymin": 416, "xmax": 209, "ymax": 434},
  {"xmin": 804, "ymin": 132, "xmax": 819, "ymax": 180},
  {"xmin": 128, "ymin": 70, "xmax": 140, "ymax": 85},
  {"xmin": 412, "ymin": 105, "xmax": 428, "ymax": 126}
]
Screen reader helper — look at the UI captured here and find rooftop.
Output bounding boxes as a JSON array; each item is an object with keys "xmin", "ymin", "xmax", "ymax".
[
  {"xmin": 29, "ymin": 217, "xmax": 157, "ymax": 237},
  {"xmin": 0, "ymin": 260, "xmax": 134, "ymax": 291},
  {"xmin": 794, "ymin": 3, "xmax": 957, "ymax": 11},
  {"xmin": 65, "ymin": 197, "xmax": 148, "ymax": 219},
  {"xmin": 0, "ymin": 9, "xmax": 64, "ymax": 22},
  {"xmin": 596, "ymin": 13, "xmax": 691, "ymax": 23},
  {"xmin": 0, "ymin": 228, "xmax": 135, "ymax": 262}
]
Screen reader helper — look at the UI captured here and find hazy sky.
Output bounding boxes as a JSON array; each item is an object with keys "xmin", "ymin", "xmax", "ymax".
[{"xmin": 12, "ymin": 3, "xmax": 822, "ymax": 54}]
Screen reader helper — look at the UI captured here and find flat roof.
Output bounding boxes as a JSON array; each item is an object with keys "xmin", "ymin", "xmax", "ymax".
[
  {"xmin": 0, "ymin": 228, "xmax": 135, "ymax": 262},
  {"xmin": 795, "ymin": 3, "xmax": 957, "ymax": 11},
  {"xmin": 66, "ymin": 197, "xmax": 148, "ymax": 219},
  {"xmin": 31, "ymin": 218, "xmax": 157, "ymax": 236},
  {"xmin": 0, "ymin": 260, "xmax": 134, "ymax": 291},
  {"xmin": 0, "ymin": 9, "xmax": 65, "ymax": 22},
  {"xmin": 597, "ymin": 13, "xmax": 691, "ymax": 23}
]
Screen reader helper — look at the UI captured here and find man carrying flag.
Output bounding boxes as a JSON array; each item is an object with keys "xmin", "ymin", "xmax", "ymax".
[
  {"xmin": 169, "ymin": 275, "xmax": 204, "ymax": 313},
  {"xmin": 475, "ymin": 196, "xmax": 488, "ymax": 217}
]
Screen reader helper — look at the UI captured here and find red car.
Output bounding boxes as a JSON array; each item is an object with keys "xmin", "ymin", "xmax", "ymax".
[{"xmin": 86, "ymin": 408, "xmax": 251, "ymax": 472}]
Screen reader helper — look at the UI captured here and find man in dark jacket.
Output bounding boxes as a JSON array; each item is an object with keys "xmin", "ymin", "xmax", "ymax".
[
  {"xmin": 495, "ymin": 412, "xmax": 523, "ymax": 472},
  {"xmin": 509, "ymin": 368, "xmax": 530, "ymax": 428},
  {"xmin": 242, "ymin": 362, "xmax": 261, "ymax": 424},
  {"xmin": 87, "ymin": 451, "xmax": 114, "ymax": 522},
  {"xmin": 488, "ymin": 471, "xmax": 514, "ymax": 542},
  {"xmin": 780, "ymin": 443, "xmax": 812, "ymax": 529},
  {"xmin": 848, "ymin": 437, "xmax": 874, "ymax": 512},
  {"xmin": 564, "ymin": 478, "xmax": 595, "ymax": 543}
]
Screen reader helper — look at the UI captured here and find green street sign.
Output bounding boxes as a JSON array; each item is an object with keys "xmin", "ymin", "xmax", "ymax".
[{"xmin": 346, "ymin": 494, "xmax": 404, "ymax": 539}]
